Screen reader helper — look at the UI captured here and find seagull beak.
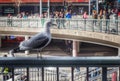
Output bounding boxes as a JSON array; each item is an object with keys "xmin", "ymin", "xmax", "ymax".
[
  {"xmin": 50, "ymin": 21, "xmax": 57, "ymax": 26},
  {"xmin": 51, "ymin": 23, "xmax": 57, "ymax": 26}
]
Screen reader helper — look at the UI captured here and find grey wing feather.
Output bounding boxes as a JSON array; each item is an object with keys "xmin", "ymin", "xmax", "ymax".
[{"xmin": 19, "ymin": 33, "xmax": 49, "ymax": 50}]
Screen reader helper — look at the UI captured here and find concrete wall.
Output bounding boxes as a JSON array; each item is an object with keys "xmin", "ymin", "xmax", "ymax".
[{"xmin": 0, "ymin": 27, "xmax": 120, "ymax": 48}]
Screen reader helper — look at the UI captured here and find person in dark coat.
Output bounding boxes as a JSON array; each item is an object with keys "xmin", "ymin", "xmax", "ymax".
[{"xmin": 105, "ymin": 11, "xmax": 110, "ymax": 33}]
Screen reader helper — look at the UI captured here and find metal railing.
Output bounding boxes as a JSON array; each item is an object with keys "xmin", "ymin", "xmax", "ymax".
[
  {"xmin": 0, "ymin": 56, "xmax": 120, "ymax": 81},
  {"xmin": 0, "ymin": 18, "xmax": 119, "ymax": 35}
]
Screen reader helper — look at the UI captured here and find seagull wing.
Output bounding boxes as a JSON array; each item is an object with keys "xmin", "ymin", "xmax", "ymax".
[{"xmin": 19, "ymin": 33, "xmax": 50, "ymax": 50}]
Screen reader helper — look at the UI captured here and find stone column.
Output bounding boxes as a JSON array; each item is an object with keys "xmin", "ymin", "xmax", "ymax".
[
  {"xmin": 76, "ymin": 41, "xmax": 80, "ymax": 53},
  {"xmin": 118, "ymin": 48, "xmax": 120, "ymax": 57},
  {"xmin": 72, "ymin": 40, "xmax": 79, "ymax": 57},
  {"xmin": 72, "ymin": 40, "xmax": 80, "ymax": 72},
  {"xmin": 25, "ymin": 36, "xmax": 29, "ymax": 55}
]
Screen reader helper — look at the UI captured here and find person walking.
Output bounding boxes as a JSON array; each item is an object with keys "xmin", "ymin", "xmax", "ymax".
[
  {"xmin": 92, "ymin": 10, "xmax": 98, "ymax": 26},
  {"xmin": 59, "ymin": 11, "xmax": 65, "ymax": 29},
  {"xmin": 7, "ymin": 14, "xmax": 12, "ymax": 26},
  {"xmin": 105, "ymin": 10, "xmax": 110, "ymax": 33},
  {"xmin": 83, "ymin": 11, "xmax": 88, "ymax": 19},
  {"xmin": 65, "ymin": 40, "xmax": 72, "ymax": 54},
  {"xmin": 83, "ymin": 11, "xmax": 88, "ymax": 30},
  {"xmin": 65, "ymin": 10, "xmax": 72, "ymax": 29},
  {"xmin": 98, "ymin": 9, "xmax": 103, "ymax": 32},
  {"xmin": 54, "ymin": 11, "xmax": 60, "ymax": 28}
]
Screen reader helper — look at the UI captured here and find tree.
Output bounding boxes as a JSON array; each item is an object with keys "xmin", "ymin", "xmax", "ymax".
[{"xmin": 12, "ymin": 0, "xmax": 22, "ymax": 14}]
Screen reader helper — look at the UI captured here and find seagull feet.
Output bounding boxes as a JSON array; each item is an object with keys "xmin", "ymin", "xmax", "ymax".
[
  {"xmin": 37, "ymin": 52, "xmax": 42, "ymax": 58},
  {"xmin": 8, "ymin": 50, "xmax": 15, "ymax": 57}
]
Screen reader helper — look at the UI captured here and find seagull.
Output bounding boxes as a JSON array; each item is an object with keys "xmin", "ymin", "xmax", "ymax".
[{"xmin": 8, "ymin": 19, "xmax": 54, "ymax": 58}]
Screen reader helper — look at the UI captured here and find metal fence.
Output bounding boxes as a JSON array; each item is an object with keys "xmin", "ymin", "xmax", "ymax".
[
  {"xmin": 0, "ymin": 18, "xmax": 119, "ymax": 35},
  {"xmin": 0, "ymin": 57, "xmax": 119, "ymax": 81}
]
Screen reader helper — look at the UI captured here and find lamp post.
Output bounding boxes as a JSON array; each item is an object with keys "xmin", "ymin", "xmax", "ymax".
[
  {"xmin": 118, "ymin": 0, "xmax": 120, "ymax": 8},
  {"xmin": 96, "ymin": 0, "xmax": 98, "ymax": 13},
  {"xmin": 89, "ymin": 0, "xmax": 91, "ymax": 15},
  {"xmin": 40, "ymin": 0, "xmax": 42, "ymax": 16},
  {"xmin": 48, "ymin": 0, "xmax": 50, "ymax": 18}
]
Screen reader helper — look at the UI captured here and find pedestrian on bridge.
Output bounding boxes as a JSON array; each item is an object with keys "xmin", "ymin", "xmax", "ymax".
[
  {"xmin": 83, "ymin": 11, "xmax": 88, "ymax": 30},
  {"xmin": 98, "ymin": 9, "xmax": 103, "ymax": 32},
  {"xmin": 7, "ymin": 14, "xmax": 12, "ymax": 26},
  {"xmin": 65, "ymin": 10, "xmax": 72, "ymax": 29},
  {"xmin": 92, "ymin": 10, "xmax": 98, "ymax": 26},
  {"xmin": 104, "ymin": 10, "xmax": 110, "ymax": 33},
  {"xmin": 59, "ymin": 11, "xmax": 65, "ymax": 29}
]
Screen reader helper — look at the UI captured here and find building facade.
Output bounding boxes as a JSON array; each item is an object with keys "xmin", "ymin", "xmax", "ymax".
[
  {"xmin": 0, "ymin": 0, "xmax": 119, "ymax": 16},
  {"xmin": 0, "ymin": 0, "xmax": 89, "ymax": 16}
]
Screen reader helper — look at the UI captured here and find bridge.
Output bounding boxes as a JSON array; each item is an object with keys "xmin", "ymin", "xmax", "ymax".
[
  {"xmin": 0, "ymin": 18, "xmax": 120, "ymax": 55},
  {"xmin": 0, "ymin": 27, "xmax": 119, "ymax": 47}
]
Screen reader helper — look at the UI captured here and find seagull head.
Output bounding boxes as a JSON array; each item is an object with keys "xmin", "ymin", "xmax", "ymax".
[{"xmin": 44, "ymin": 19, "xmax": 57, "ymax": 28}]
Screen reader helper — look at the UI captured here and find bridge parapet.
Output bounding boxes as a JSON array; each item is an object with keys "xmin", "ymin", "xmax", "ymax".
[{"xmin": 0, "ymin": 18, "xmax": 119, "ymax": 34}]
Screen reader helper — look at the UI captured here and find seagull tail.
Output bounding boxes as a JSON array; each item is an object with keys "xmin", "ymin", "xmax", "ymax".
[{"xmin": 8, "ymin": 47, "xmax": 20, "ymax": 57}]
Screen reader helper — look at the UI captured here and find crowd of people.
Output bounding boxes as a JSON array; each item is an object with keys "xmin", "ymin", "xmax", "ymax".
[
  {"xmin": 7, "ymin": 7, "xmax": 119, "ymax": 31},
  {"xmin": 7, "ymin": 7, "xmax": 119, "ymax": 29}
]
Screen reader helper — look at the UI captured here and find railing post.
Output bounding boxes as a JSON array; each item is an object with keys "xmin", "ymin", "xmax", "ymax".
[
  {"xmin": 108, "ymin": 19, "xmax": 110, "ymax": 33},
  {"xmin": 11, "ymin": 18, "xmax": 13, "ymax": 27},
  {"xmin": 69, "ymin": 19, "xmax": 70, "ymax": 29},
  {"xmin": 57, "ymin": 67, "xmax": 59, "ymax": 81},
  {"xmin": 42, "ymin": 67, "xmax": 44, "ymax": 81},
  {"xmin": 21, "ymin": 19, "xmax": 22, "ymax": 27},
  {"xmin": 27, "ymin": 67, "xmax": 29, "ymax": 81},
  {"xmin": 77, "ymin": 20, "xmax": 78, "ymax": 29},
  {"xmin": 37, "ymin": 19, "xmax": 39, "ymax": 28},
  {"xmin": 100, "ymin": 19, "xmax": 102, "ymax": 32},
  {"xmin": 93, "ymin": 19, "xmax": 95, "ymax": 32},
  {"xmin": 102, "ymin": 67, "xmax": 107, "ymax": 81},
  {"xmin": 28, "ymin": 19, "xmax": 31, "ymax": 27},
  {"xmin": 116, "ymin": 20, "xmax": 118, "ymax": 35},
  {"xmin": 86, "ymin": 67, "xmax": 89, "ymax": 81},
  {"xmin": 5, "ymin": 19, "xmax": 7, "ymax": 27},
  {"xmin": 71, "ymin": 67, "xmax": 74, "ymax": 81},
  {"xmin": 84, "ymin": 19, "xmax": 86, "ymax": 31},
  {"xmin": 118, "ymin": 67, "xmax": 120, "ymax": 81},
  {"xmin": 12, "ymin": 67, "xmax": 14, "ymax": 81}
]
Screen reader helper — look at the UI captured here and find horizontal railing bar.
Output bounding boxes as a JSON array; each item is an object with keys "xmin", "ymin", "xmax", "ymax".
[
  {"xmin": 2, "ymin": 18, "xmax": 120, "ymax": 20},
  {"xmin": 0, "ymin": 56, "xmax": 120, "ymax": 67}
]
